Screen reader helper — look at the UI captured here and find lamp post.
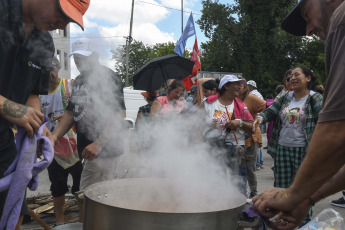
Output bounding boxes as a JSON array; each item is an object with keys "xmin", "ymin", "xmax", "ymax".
[
  {"xmin": 181, "ymin": 0, "xmax": 183, "ymax": 33},
  {"xmin": 125, "ymin": 0, "xmax": 135, "ymax": 87}
]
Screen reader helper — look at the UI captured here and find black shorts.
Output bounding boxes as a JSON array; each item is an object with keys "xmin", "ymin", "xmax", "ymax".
[
  {"xmin": 0, "ymin": 128, "xmax": 28, "ymax": 217},
  {"xmin": 47, "ymin": 159, "xmax": 83, "ymax": 197}
]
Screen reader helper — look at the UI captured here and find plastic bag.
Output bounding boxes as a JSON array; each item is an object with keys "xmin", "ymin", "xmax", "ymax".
[
  {"xmin": 54, "ymin": 129, "xmax": 79, "ymax": 169},
  {"xmin": 300, "ymin": 208, "xmax": 345, "ymax": 230}
]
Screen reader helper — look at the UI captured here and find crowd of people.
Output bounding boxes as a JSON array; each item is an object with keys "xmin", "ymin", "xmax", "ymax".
[{"xmin": 1, "ymin": 0, "xmax": 345, "ymax": 229}]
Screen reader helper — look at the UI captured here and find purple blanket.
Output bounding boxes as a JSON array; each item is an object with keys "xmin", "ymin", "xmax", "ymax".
[
  {"xmin": 0, "ymin": 118, "xmax": 53, "ymax": 230},
  {"xmin": 240, "ymin": 205, "xmax": 268, "ymax": 230}
]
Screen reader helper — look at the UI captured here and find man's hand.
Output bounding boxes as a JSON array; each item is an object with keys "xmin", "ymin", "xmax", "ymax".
[
  {"xmin": 2, "ymin": 99, "xmax": 44, "ymax": 136},
  {"xmin": 82, "ymin": 141, "xmax": 102, "ymax": 160},
  {"xmin": 49, "ymin": 134, "xmax": 59, "ymax": 148},
  {"xmin": 252, "ymin": 187, "xmax": 296, "ymax": 218},
  {"xmin": 267, "ymin": 199, "xmax": 310, "ymax": 230},
  {"xmin": 252, "ymin": 117, "xmax": 262, "ymax": 132}
]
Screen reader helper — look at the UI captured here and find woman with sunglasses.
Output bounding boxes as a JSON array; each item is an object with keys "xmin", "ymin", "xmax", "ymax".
[{"xmin": 252, "ymin": 65, "xmax": 323, "ymax": 224}]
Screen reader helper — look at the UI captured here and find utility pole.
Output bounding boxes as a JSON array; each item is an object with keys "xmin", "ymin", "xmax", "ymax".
[
  {"xmin": 125, "ymin": 0, "xmax": 135, "ymax": 87},
  {"xmin": 181, "ymin": 0, "xmax": 183, "ymax": 33}
]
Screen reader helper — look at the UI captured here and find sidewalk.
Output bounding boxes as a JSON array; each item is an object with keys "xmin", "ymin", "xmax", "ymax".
[{"xmin": 256, "ymin": 135, "xmax": 345, "ymax": 219}]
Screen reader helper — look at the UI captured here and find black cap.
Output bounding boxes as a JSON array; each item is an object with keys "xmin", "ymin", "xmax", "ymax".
[{"xmin": 281, "ymin": 0, "xmax": 307, "ymax": 36}]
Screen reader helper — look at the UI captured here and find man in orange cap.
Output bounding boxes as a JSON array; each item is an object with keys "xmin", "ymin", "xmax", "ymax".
[{"xmin": 0, "ymin": 0, "xmax": 90, "ymax": 228}]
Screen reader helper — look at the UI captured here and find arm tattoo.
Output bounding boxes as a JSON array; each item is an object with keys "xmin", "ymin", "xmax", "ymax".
[{"xmin": 3, "ymin": 100, "xmax": 27, "ymax": 118}]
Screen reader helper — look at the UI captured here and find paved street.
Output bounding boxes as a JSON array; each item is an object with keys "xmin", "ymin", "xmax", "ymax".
[{"xmin": 22, "ymin": 135, "xmax": 345, "ymax": 229}]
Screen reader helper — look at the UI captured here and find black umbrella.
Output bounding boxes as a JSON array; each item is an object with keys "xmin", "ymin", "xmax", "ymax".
[{"xmin": 133, "ymin": 54, "xmax": 195, "ymax": 91}]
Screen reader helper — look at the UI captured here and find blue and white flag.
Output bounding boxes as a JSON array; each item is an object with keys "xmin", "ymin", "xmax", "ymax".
[{"xmin": 174, "ymin": 13, "xmax": 196, "ymax": 57}]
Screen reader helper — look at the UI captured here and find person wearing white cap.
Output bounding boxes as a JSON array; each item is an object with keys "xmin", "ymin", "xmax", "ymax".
[
  {"xmin": 252, "ymin": 0, "xmax": 345, "ymax": 228},
  {"xmin": 0, "ymin": 0, "xmax": 90, "ymax": 227},
  {"xmin": 51, "ymin": 38, "xmax": 126, "ymax": 220},
  {"xmin": 247, "ymin": 80, "xmax": 264, "ymax": 100},
  {"xmin": 203, "ymin": 75, "xmax": 254, "ymax": 196}
]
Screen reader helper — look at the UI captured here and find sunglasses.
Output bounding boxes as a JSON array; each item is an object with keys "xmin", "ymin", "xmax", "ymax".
[{"xmin": 285, "ymin": 76, "xmax": 292, "ymax": 82}]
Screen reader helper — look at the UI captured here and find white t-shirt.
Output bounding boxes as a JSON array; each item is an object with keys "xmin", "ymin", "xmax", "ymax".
[
  {"xmin": 40, "ymin": 79, "xmax": 71, "ymax": 133},
  {"xmin": 278, "ymin": 94, "xmax": 308, "ymax": 147},
  {"xmin": 203, "ymin": 99, "xmax": 245, "ymax": 145}
]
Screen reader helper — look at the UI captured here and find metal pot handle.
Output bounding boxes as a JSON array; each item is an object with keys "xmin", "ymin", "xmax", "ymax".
[{"xmin": 236, "ymin": 216, "xmax": 260, "ymax": 230}]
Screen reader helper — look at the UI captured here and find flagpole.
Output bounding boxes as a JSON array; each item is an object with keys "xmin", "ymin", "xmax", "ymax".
[{"xmin": 181, "ymin": 0, "xmax": 183, "ymax": 33}]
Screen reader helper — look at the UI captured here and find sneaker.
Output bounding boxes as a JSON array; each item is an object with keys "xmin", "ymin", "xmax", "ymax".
[
  {"xmin": 256, "ymin": 166, "xmax": 260, "ymax": 170},
  {"xmin": 330, "ymin": 197, "xmax": 345, "ymax": 208},
  {"xmin": 259, "ymin": 164, "xmax": 264, "ymax": 169}
]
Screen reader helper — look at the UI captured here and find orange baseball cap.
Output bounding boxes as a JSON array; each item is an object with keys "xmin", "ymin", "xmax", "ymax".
[{"xmin": 58, "ymin": 0, "xmax": 90, "ymax": 31}]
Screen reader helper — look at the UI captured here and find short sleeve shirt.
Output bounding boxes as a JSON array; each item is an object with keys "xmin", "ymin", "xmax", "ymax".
[
  {"xmin": 319, "ymin": 1, "xmax": 345, "ymax": 122},
  {"xmin": 203, "ymin": 99, "xmax": 246, "ymax": 145},
  {"xmin": 278, "ymin": 95, "xmax": 308, "ymax": 147},
  {"xmin": 0, "ymin": 0, "xmax": 54, "ymax": 132}
]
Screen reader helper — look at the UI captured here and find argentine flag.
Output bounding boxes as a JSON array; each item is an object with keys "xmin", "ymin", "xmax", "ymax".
[{"xmin": 174, "ymin": 13, "xmax": 196, "ymax": 57}]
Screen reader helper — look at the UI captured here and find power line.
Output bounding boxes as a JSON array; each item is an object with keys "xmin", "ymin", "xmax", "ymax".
[
  {"xmin": 136, "ymin": 0, "xmax": 202, "ymax": 16},
  {"xmin": 53, "ymin": 35, "xmax": 127, "ymax": 39}
]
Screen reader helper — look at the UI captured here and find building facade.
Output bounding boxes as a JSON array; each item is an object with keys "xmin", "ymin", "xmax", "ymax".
[{"xmin": 50, "ymin": 25, "xmax": 71, "ymax": 79}]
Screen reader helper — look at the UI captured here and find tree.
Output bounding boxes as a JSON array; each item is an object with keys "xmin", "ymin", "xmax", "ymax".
[
  {"xmin": 197, "ymin": 0, "xmax": 325, "ymax": 96},
  {"xmin": 198, "ymin": 0, "xmax": 237, "ymax": 72},
  {"xmin": 296, "ymin": 37, "xmax": 326, "ymax": 85}
]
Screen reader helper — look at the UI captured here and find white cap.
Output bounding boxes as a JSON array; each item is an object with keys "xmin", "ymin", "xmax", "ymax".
[
  {"xmin": 247, "ymin": 80, "xmax": 257, "ymax": 88},
  {"xmin": 70, "ymin": 38, "xmax": 96, "ymax": 57},
  {"xmin": 219, "ymin": 75, "xmax": 246, "ymax": 89}
]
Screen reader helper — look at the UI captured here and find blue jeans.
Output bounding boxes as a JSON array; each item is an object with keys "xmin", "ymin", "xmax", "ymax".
[
  {"xmin": 225, "ymin": 145, "xmax": 247, "ymax": 196},
  {"xmin": 256, "ymin": 147, "xmax": 263, "ymax": 167}
]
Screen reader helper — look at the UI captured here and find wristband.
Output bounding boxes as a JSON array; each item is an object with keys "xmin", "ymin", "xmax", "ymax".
[{"xmin": 236, "ymin": 119, "xmax": 243, "ymax": 128}]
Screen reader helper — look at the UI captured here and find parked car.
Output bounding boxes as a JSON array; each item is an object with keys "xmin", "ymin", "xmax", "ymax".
[{"xmin": 123, "ymin": 87, "xmax": 147, "ymax": 128}]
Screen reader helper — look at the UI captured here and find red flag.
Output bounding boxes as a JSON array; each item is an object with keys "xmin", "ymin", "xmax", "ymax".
[{"xmin": 183, "ymin": 38, "xmax": 201, "ymax": 91}]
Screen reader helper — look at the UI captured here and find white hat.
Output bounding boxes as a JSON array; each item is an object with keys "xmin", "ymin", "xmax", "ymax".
[
  {"xmin": 219, "ymin": 75, "xmax": 246, "ymax": 89},
  {"xmin": 247, "ymin": 80, "xmax": 257, "ymax": 88},
  {"xmin": 70, "ymin": 38, "xmax": 96, "ymax": 57}
]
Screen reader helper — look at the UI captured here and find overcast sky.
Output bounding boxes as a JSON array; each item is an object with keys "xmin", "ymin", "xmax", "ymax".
[{"xmin": 69, "ymin": 0, "xmax": 233, "ymax": 78}]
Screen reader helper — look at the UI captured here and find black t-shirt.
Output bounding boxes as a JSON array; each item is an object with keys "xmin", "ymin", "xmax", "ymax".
[
  {"xmin": 67, "ymin": 64, "xmax": 126, "ymax": 156},
  {"xmin": 0, "ymin": 0, "xmax": 54, "ymax": 133}
]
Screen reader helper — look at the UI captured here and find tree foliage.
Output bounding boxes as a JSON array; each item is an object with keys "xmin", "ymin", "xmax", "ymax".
[{"xmin": 197, "ymin": 0, "xmax": 326, "ymax": 96}]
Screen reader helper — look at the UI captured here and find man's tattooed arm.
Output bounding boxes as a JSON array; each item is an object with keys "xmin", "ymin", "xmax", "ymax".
[{"xmin": 3, "ymin": 100, "xmax": 28, "ymax": 118}]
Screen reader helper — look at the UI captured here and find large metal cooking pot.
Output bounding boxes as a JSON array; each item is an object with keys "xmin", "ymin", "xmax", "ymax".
[
  {"xmin": 53, "ymin": 223, "xmax": 83, "ymax": 230},
  {"xmin": 84, "ymin": 178, "xmax": 246, "ymax": 230}
]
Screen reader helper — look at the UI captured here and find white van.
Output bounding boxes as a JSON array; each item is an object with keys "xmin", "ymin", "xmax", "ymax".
[{"xmin": 123, "ymin": 87, "xmax": 147, "ymax": 128}]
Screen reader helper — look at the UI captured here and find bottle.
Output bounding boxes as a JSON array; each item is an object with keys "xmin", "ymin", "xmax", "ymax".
[{"xmin": 241, "ymin": 107, "xmax": 249, "ymax": 120}]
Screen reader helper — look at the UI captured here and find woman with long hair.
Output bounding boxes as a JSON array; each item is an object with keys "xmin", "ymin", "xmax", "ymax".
[{"xmin": 253, "ymin": 66, "xmax": 323, "ymax": 224}]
